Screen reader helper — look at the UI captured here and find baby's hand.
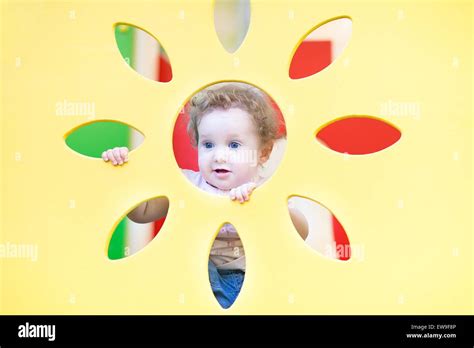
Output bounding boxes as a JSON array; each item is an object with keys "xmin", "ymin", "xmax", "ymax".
[
  {"xmin": 229, "ymin": 182, "xmax": 257, "ymax": 204},
  {"xmin": 102, "ymin": 147, "xmax": 129, "ymax": 166}
]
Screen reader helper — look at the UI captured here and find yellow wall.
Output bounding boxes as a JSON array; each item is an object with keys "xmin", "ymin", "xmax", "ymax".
[
  {"xmin": 0, "ymin": 0, "xmax": 4, "ymax": 314},
  {"xmin": 1, "ymin": 0, "xmax": 472, "ymax": 314}
]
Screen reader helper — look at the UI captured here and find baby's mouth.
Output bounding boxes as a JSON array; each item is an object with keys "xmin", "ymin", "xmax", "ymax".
[
  {"xmin": 213, "ymin": 169, "xmax": 232, "ymax": 180},
  {"xmin": 214, "ymin": 169, "xmax": 231, "ymax": 174}
]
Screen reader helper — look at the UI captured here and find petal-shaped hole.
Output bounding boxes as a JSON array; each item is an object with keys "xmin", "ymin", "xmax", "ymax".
[
  {"xmin": 108, "ymin": 197, "xmax": 169, "ymax": 260},
  {"xmin": 214, "ymin": 0, "xmax": 250, "ymax": 53},
  {"xmin": 289, "ymin": 17, "xmax": 352, "ymax": 79},
  {"xmin": 316, "ymin": 116, "xmax": 401, "ymax": 155},
  {"xmin": 173, "ymin": 81, "xmax": 287, "ymax": 193},
  {"xmin": 288, "ymin": 196, "xmax": 351, "ymax": 261},
  {"xmin": 64, "ymin": 120, "xmax": 144, "ymax": 158},
  {"xmin": 208, "ymin": 222, "xmax": 245, "ymax": 309},
  {"xmin": 114, "ymin": 23, "xmax": 172, "ymax": 82}
]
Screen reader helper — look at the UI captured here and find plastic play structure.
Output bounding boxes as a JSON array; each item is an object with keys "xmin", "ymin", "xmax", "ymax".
[{"xmin": 1, "ymin": 1, "xmax": 471, "ymax": 314}]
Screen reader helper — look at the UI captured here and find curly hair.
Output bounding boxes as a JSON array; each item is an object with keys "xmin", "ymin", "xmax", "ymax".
[{"xmin": 187, "ymin": 82, "xmax": 281, "ymax": 147}]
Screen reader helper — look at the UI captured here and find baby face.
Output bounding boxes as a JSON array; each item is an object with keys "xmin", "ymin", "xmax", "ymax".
[{"xmin": 197, "ymin": 107, "xmax": 264, "ymax": 191}]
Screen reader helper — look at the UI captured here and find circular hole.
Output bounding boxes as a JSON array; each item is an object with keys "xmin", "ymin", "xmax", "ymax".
[{"xmin": 173, "ymin": 81, "xmax": 287, "ymax": 195}]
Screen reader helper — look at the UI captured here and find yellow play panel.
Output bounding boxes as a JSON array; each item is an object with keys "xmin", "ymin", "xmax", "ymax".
[{"xmin": 1, "ymin": 0, "xmax": 472, "ymax": 314}]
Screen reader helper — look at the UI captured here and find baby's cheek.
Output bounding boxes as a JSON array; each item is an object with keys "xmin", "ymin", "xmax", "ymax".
[
  {"xmin": 197, "ymin": 151, "xmax": 210, "ymax": 166},
  {"xmin": 235, "ymin": 164, "xmax": 258, "ymax": 184}
]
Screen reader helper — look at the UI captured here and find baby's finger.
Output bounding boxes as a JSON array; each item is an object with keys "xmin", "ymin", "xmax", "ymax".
[
  {"xmin": 102, "ymin": 151, "xmax": 109, "ymax": 162},
  {"xmin": 107, "ymin": 149, "xmax": 119, "ymax": 166},
  {"xmin": 242, "ymin": 187, "xmax": 250, "ymax": 201},
  {"xmin": 119, "ymin": 147, "xmax": 129, "ymax": 162},
  {"xmin": 235, "ymin": 188, "xmax": 245, "ymax": 203},
  {"xmin": 247, "ymin": 182, "xmax": 257, "ymax": 193},
  {"xmin": 229, "ymin": 188, "xmax": 236, "ymax": 200},
  {"xmin": 112, "ymin": 147, "xmax": 124, "ymax": 165},
  {"xmin": 107, "ymin": 149, "xmax": 119, "ymax": 165}
]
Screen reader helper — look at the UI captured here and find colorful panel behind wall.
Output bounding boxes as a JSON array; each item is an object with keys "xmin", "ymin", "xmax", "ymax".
[{"xmin": 1, "ymin": 0, "xmax": 472, "ymax": 314}]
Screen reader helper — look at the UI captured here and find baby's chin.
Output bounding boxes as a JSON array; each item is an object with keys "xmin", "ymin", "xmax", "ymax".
[
  {"xmin": 204, "ymin": 176, "xmax": 238, "ymax": 191},
  {"xmin": 203, "ymin": 171, "xmax": 255, "ymax": 191},
  {"xmin": 207, "ymin": 180, "xmax": 233, "ymax": 191}
]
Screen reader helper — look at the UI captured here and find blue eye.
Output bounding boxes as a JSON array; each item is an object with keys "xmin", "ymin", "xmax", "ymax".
[
  {"xmin": 229, "ymin": 141, "xmax": 240, "ymax": 149},
  {"xmin": 203, "ymin": 141, "xmax": 214, "ymax": 149}
]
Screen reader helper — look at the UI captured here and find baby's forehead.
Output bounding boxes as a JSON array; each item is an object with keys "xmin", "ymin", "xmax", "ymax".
[
  {"xmin": 198, "ymin": 127, "xmax": 256, "ymax": 139},
  {"xmin": 198, "ymin": 109, "xmax": 259, "ymax": 139},
  {"xmin": 203, "ymin": 106, "xmax": 250, "ymax": 117}
]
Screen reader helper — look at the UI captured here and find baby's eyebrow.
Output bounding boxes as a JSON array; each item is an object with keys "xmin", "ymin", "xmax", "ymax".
[
  {"xmin": 229, "ymin": 133, "xmax": 242, "ymax": 137},
  {"xmin": 226, "ymin": 133, "xmax": 244, "ymax": 140},
  {"xmin": 199, "ymin": 133, "xmax": 243, "ymax": 140}
]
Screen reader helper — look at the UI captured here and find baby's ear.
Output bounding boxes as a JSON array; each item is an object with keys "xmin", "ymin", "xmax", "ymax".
[{"xmin": 259, "ymin": 142, "xmax": 274, "ymax": 164}]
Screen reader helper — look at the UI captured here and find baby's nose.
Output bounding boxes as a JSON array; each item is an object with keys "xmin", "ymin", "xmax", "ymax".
[{"xmin": 214, "ymin": 148, "xmax": 228, "ymax": 163}]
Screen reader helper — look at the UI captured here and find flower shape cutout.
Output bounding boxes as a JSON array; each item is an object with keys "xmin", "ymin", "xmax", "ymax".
[{"xmin": 64, "ymin": 8, "xmax": 401, "ymax": 309}]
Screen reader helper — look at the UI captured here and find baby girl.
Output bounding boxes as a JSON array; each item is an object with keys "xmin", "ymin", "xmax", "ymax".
[{"xmin": 102, "ymin": 83, "xmax": 308, "ymax": 309}]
